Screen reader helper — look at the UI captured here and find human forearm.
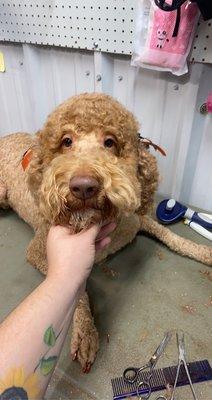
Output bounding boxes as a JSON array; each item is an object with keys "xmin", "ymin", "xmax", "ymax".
[
  {"xmin": 0, "ymin": 222, "xmax": 116, "ymax": 399},
  {"xmin": 0, "ymin": 277, "xmax": 79, "ymax": 398}
]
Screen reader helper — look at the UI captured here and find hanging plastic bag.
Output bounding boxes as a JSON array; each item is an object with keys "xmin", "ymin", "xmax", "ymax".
[{"xmin": 131, "ymin": 0, "xmax": 200, "ymax": 76}]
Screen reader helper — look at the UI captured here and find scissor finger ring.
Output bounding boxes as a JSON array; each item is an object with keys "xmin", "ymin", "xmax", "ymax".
[
  {"xmin": 137, "ymin": 380, "xmax": 151, "ymax": 400},
  {"xmin": 123, "ymin": 367, "xmax": 138, "ymax": 384}
]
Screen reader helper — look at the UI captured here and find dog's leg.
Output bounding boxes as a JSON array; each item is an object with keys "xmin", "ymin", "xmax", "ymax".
[
  {"xmin": 26, "ymin": 228, "xmax": 48, "ymax": 274},
  {"xmin": 140, "ymin": 215, "xmax": 212, "ymax": 266},
  {"xmin": 71, "ymin": 292, "xmax": 99, "ymax": 373},
  {"xmin": 0, "ymin": 179, "xmax": 8, "ymax": 208}
]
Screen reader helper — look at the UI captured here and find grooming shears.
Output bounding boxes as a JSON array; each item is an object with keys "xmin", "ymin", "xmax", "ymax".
[
  {"xmin": 170, "ymin": 333, "xmax": 198, "ymax": 400},
  {"xmin": 123, "ymin": 332, "xmax": 172, "ymax": 400}
]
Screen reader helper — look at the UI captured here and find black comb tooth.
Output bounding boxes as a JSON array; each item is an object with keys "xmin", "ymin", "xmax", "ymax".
[
  {"xmin": 158, "ymin": 368, "xmax": 165, "ymax": 386},
  {"xmin": 152, "ymin": 369, "xmax": 159, "ymax": 387},
  {"xmin": 118, "ymin": 377, "xmax": 124, "ymax": 396},
  {"xmin": 161, "ymin": 367, "xmax": 167, "ymax": 385},
  {"xmin": 111, "ymin": 360, "xmax": 212, "ymax": 399}
]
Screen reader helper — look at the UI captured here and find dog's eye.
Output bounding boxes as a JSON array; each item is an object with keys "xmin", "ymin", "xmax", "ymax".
[
  {"xmin": 104, "ymin": 138, "xmax": 115, "ymax": 148},
  {"xmin": 62, "ymin": 137, "xmax": 72, "ymax": 147}
]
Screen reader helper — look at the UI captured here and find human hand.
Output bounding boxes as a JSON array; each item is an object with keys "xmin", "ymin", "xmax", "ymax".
[{"xmin": 46, "ymin": 222, "xmax": 116, "ymax": 290}]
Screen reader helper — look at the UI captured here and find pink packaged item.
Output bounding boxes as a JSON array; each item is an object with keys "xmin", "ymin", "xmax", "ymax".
[
  {"xmin": 132, "ymin": 0, "xmax": 200, "ymax": 75},
  {"xmin": 206, "ymin": 92, "xmax": 212, "ymax": 113}
]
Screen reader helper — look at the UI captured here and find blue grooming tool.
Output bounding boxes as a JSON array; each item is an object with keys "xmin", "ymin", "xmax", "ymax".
[{"xmin": 156, "ymin": 199, "xmax": 212, "ymax": 230}]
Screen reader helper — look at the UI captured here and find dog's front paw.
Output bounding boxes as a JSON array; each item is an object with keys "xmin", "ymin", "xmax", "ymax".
[{"xmin": 70, "ymin": 319, "xmax": 99, "ymax": 373}]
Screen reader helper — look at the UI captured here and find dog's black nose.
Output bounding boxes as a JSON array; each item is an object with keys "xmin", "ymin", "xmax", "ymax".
[{"xmin": 69, "ymin": 176, "xmax": 99, "ymax": 200}]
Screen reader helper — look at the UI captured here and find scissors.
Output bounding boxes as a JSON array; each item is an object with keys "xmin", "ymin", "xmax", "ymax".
[
  {"xmin": 123, "ymin": 332, "xmax": 172, "ymax": 400},
  {"xmin": 170, "ymin": 333, "xmax": 198, "ymax": 400}
]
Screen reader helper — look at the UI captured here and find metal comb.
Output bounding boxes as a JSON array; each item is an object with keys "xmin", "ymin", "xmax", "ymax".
[{"xmin": 111, "ymin": 359, "xmax": 212, "ymax": 400}]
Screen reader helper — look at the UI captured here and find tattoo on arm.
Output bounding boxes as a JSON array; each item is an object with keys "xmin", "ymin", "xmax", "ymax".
[{"xmin": 0, "ymin": 324, "xmax": 64, "ymax": 399}]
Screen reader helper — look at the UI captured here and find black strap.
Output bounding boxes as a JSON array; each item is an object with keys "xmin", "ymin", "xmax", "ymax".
[
  {"xmin": 172, "ymin": 6, "xmax": 181, "ymax": 37},
  {"xmin": 154, "ymin": 0, "xmax": 186, "ymax": 11},
  {"xmin": 154, "ymin": 0, "xmax": 186, "ymax": 37}
]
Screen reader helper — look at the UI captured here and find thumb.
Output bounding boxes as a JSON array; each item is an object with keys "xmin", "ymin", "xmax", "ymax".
[{"xmin": 80, "ymin": 223, "xmax": 101, "ymax": 242}]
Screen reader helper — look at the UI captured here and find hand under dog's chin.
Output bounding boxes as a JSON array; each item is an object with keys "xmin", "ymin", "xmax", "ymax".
[{"xmin": 69, "ymin": 208, "xmax": 103, "ymax": 232}]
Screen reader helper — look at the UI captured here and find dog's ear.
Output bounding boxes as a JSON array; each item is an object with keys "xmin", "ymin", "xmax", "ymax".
[
  {"xmin": 26, "ymin": 131, "xmax": 44, "ymax": 203},
  {"xmin": 137, "ymin": 143, "xmax": 159, "ymax": 215}
]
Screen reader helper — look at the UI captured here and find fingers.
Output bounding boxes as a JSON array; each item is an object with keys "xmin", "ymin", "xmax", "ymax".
[
  {"xmin": 95, "ymin": 222, "xmax": 116, "ymax": 242},
  {"xmin": 83, "ymin": 223, "xmax": 101, "ymax": 239},
  {"xmin": 49, "ymin": 225, "xmax": 75, "ymax": 237},
  {"xmin": 95, "ymin": 237, "xmax": 111, "ymax": 251},
  {"xmin": 50, "ymin": 221, "xmax": 116, "ymax": 243},
  {"xmin": 79, "ymin": 221, "xmax": 116, "ymax": 244}
]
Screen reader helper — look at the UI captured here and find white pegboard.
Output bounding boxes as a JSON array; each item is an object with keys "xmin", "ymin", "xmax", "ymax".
[
  {"xmin": 0, "ymin": 0, "xmax": 137, "ymax": 55},
  {"xmin": 190, "ymin": 17, "xmax": 212, "ymax": 63}
]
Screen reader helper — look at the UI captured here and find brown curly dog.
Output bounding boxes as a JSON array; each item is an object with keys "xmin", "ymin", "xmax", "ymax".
[{"xmin": 0, "ymin": 93, "xmax": 211, "ymax": 372}]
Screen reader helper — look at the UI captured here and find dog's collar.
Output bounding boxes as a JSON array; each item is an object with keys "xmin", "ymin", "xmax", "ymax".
[
  {"xmin": 22, "ymin": 148, "xmax": 33, "ymax": 170},
  {"xmin": 138, "ymin": 133, "xmax": 166, "ymax": 156}
]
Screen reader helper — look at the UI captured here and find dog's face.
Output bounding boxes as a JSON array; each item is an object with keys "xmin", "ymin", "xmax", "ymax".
[{"xmin": 27, "ymin": 93, "xmax": 158, "ymax": 231}]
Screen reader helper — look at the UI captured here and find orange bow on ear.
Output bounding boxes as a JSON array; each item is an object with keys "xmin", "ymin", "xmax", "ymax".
[
  {"xmin": 21, "ymin": 148, "xmax": 33, "ymax": 171},
  {"xmin": 138, "ymin": 134, "xmax": 166, "ymax": 157}
]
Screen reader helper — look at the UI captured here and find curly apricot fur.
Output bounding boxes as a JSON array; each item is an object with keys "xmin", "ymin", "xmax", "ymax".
[{"xmin": 1, "ymin": 93, "xmax": 211, "ymax": 373}]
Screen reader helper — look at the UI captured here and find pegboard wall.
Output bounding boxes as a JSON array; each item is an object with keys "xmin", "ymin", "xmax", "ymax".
[
  {"xmin": 0, "ymin": 0, "xmax": 137, "ymax": 55},
  {"xmin": 0, "ymin": 1, "xmax": 211, "ymax": 61},
  {"xmin": 191, "ymin": 18, "xmax": 212, "ymax": 63}
]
